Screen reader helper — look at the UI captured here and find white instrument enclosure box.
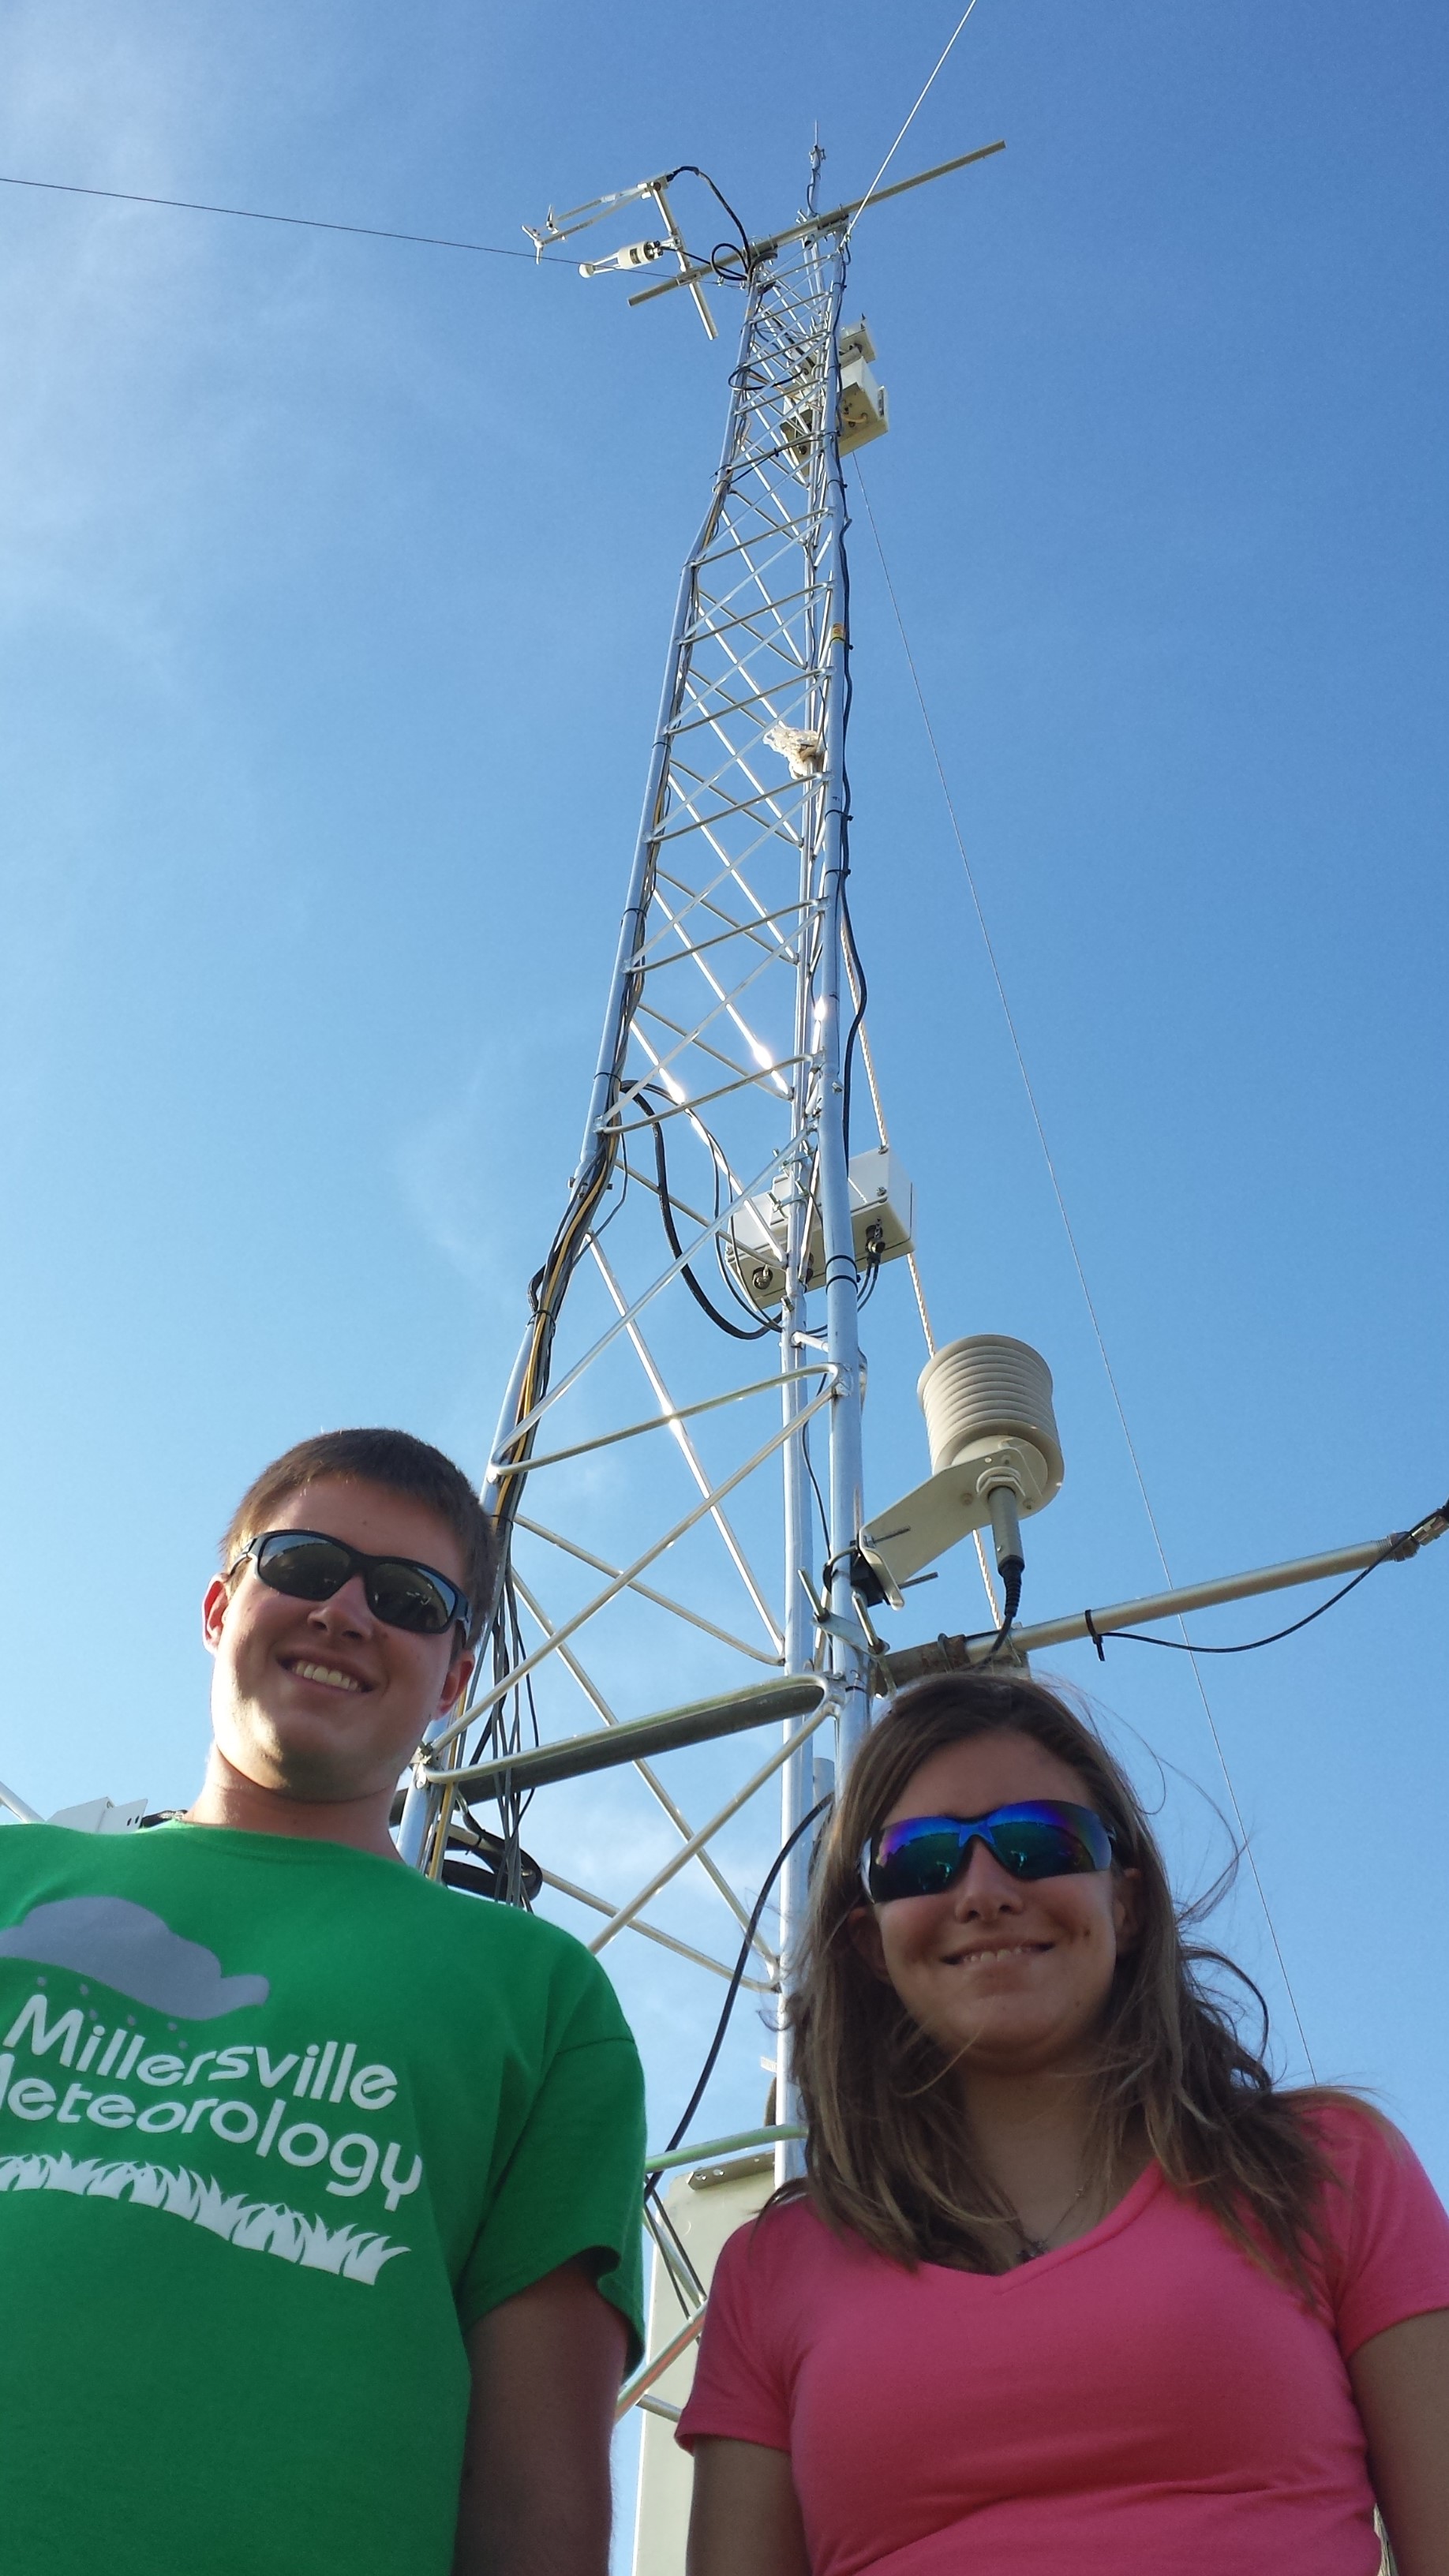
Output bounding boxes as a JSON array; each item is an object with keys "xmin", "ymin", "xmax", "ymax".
[
  {"xmin": 784, "ymin": 318, "xmax": 889, "ymax": 464},
  {"xmin": 837, "ymin": 318, "xmax": 889, "ymax": 455},
  {"xmin": 726, "ymin": 1144, "xmax": 915, "ymax": 1309}
]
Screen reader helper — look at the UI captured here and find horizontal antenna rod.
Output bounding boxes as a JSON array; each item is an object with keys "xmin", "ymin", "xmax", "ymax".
[
  {"xmin": 878, "ymin": 1506, "xmax": 1446, "ymax": 1688},
  {"xmin": 629, "ymin": 138, "xmax": 1005, "ymax": 309},
  {"xmin": 419, "ymin": 1673, "xmax": 827, "ymax": 1793}
]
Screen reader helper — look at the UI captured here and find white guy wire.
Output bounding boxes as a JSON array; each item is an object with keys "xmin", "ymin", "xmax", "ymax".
[
  {"xmin": 843, "ymin": 0, "xmax": 986, "ymax": 246},
  {"xmin": 854, "ymin": 465, "xmax": 1318, "ymax": 2080}
]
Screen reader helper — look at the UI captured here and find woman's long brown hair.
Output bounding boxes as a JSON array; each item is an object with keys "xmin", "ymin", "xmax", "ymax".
[{"xmin": 784, "ymin": 1671, "xmax": 1361, "ymax": 2282}]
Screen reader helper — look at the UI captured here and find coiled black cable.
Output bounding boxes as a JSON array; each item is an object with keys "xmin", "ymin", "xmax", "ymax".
[{"xmin": 639, "ymin": 1095, "xmax": 775, "ymax": 1342}]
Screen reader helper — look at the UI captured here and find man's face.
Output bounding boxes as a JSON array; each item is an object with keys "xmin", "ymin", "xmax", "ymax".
[{"xmin": 202, "ymin": 1477, "xmax": 474, "ymax": 1807}]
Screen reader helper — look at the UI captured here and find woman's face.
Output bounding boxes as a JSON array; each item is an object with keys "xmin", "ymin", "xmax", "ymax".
[{"xmin": 852, "ymin": 1729, "xmax": 1140, "ymax": 2081}]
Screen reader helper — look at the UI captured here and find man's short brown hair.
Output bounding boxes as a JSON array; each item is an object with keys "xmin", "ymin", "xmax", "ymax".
[{"xmin": 221, "ymin": 1428, "xmax": 493, "ymax": 1642}]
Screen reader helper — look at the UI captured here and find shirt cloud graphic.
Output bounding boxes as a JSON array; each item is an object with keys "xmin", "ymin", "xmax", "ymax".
[{"xmin": 0, "ymin": 1897, "xmax": 269, "ymax": 2020}]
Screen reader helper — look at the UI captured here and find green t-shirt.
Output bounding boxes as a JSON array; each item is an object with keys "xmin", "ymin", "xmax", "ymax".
[{"xmin": 0, "ymin": 1822, "xmax": 646, "ymax": 2575}]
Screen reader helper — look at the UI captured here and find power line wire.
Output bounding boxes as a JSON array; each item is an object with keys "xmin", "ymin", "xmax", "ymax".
[
  {"xmin": 844, "ymin": 0, "xmax": 986, "ymax": 246},
  {"xmin": 0, "ymin": 170, "xmax": 561, "ymax": 260},
  {"xmin": 853, "ymin": 462, "xmax": 1318, "ymax": 2081}
]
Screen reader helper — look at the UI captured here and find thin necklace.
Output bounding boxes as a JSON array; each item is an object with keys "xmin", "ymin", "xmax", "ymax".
[{"xmin": 1005, "ymin": 2176, "xmax": 1089, "ymax": 2263}]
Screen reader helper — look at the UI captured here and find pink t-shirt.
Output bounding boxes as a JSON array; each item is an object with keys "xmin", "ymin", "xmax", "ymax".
[{"xmin": 677, "ymin": 2105, "xmax": 1449, "ymax": 2575}]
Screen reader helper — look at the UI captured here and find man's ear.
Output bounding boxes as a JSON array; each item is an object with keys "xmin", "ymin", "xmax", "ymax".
[
  {"xmin": 437, "ymin": 1643, "xmax": 475, "ymax": 1722},
  {"xmin": 201, "ymin": 1577, "xmax": 230, "ymax": 1657},
  {"xmin": 847, "ymin": 1903, "xmax": 894, "ymax": 1985}
]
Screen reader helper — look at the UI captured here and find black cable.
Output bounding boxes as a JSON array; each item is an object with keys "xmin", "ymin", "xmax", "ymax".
[
  {"xmin": 664, "ymin": 166, "xmax": 752, "ymax": 261},
  {"xmin": 837, "ymin": 707, "xmax": 858, "ymax": 1126},
  {"xmin": 701, "ymin": 1120, "xmax": 791, "ymax": 1331},
  {"xmin": 458, "ymin": 1570, "xmax": 543, "ymax": 1907},
  {"xmin": 833, "ymin": 492, "xmax": 867, "ymax": 1172},
  {"xmin": 732, "ymin": 310, "xmax": 813, "ymax": 386},
  {"xmin": 642, "ymin": 1096, "xmax": 774, "ymax": 1342},
  {"xmin": 841, "ymin": 877, "xmax": 867, "ymax": 1163},
  {"xmin": 926, "ymin": 1517, "xmax": 1432, "ymax": 1683},
  {"xmin": 800, "ymin": 1421, "xmax": 830, "ymax": 1552},
  {"xmin": 586, "ymin": 1144, "xmax": 630, "ymax": 1247},
  {"xmin": 943, "ymin": 1561, "xmax": 1026, "ymax": 1675},
  {"xmin": 0, "ymin": 169, "xmax": 559, "ymax": 259},
  {"xmin": 646, "ymin": 1795, "xmax": 831, "ymax": 2198},
  {"xmin": 637, "ymin": 161, "xmax": 759, "ymax": 295},
  {"xmin": 1088, "ymin": 1552, "xmax": 1395, "ymax": 1659},
  {"xmin": 980, "ymin": 1560, "xmax": 1024, "ymax": 1666},
  {"xmin": 856, "ymin": 1233, "xmax": 884, "ymax": 1312},
  {"xmin": 715, "ymin": 1226, "xmax": 783, "ymax": 1328}
]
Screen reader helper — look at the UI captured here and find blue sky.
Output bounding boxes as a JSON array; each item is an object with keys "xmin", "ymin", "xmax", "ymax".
[{"xmin": 1, "ymin": 0, "xmax": 1445, "ymax": 2398}]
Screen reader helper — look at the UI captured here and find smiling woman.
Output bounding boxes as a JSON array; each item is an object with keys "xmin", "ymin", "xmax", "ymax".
[
  {"xmin": 793, "ymin": 1676, "xmax": 1328, "ymax": 2277},
  {"xmin": 677, "ymin": 1673, "xmax": 1449, "ymax": 2576}
]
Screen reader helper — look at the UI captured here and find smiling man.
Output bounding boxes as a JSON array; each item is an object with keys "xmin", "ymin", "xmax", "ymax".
[{"xmin": 0, "ymin": 1428, "xmax": 646, "ymax": 2576}]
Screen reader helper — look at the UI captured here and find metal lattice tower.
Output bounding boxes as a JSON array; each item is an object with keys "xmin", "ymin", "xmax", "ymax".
[
  {"xmin": 410, "ymin": 170, "xmax": 864, "ymax": 2041},
  {"xmin": 395, "ymin": 137, "xmax": 1005, "ymax": 2424}
]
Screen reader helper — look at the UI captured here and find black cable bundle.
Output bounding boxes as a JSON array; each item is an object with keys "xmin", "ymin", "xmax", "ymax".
[{"xmin": 640, "ymin": 1095, "xmax": 775, "ymax": 1343}]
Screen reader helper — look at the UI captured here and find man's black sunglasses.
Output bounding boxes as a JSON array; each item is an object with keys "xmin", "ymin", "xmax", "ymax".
[{"xmin": 230, "ymin": 1530, "xmax": 471, "ymax": 1639}]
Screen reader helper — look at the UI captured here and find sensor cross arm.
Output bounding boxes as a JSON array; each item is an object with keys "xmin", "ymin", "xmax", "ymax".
[{"xmin": 627, "ymin": 139, "xmax": 1005, "ymax": 310}]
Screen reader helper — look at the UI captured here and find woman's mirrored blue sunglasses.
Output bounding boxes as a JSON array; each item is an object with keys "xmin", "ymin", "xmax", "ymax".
[
  {"xmin": 865, "ymin": 1800, "xmax": 1117, "ymax": 1904},
  {"xmin": 230, "ymin": 1530, "xmax": 470, "ymax": 1638}
]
